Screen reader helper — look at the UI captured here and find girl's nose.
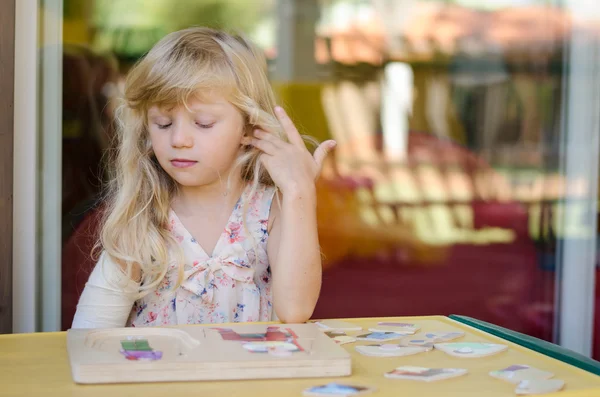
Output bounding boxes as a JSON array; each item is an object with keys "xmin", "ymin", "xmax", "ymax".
[{"xmin": 170, "ymin": 122, "xmax": 193, "ymax": 148}]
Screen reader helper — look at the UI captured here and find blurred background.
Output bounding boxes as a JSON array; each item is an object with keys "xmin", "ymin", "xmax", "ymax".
[{"xmin": 9, "ymin": 0, "xmax": 600, "ymax": 359}]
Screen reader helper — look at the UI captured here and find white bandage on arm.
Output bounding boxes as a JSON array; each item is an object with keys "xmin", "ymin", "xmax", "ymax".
[{"xmin": 71, "ymin": 252, "xmax": 140, "ymax": 329}]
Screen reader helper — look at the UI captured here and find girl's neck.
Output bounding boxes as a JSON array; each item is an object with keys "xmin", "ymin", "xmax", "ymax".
[{"xmin": 172, "ymin": 172, "xmax": 245, "ymax": 215}]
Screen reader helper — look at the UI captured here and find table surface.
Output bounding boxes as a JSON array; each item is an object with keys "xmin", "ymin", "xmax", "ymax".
[{"xmin": 2, "ymin": 316, "xmax": 600, "ymax": 397}]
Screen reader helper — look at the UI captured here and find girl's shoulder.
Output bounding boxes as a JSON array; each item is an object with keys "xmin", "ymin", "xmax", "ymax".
[
  {"xmin": 237, "ymin": 183, "xmax": 278, "ymax": 232},
  {"xmin": 245, "ymin": 182, "xmax": 277, "ymax": 197},
  {"xmin": 242, "ymin": 183, "xmax": 277, "ymax": 209}
]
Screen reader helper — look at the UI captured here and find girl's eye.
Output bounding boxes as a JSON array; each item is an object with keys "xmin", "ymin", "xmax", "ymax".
[
  {"xmin": 156, "ymin": 123, "xmax": 172, "ymax": 130},
  {"xmin": 197, "ymin": 122, "xmax": 215, "ymax": 129}
]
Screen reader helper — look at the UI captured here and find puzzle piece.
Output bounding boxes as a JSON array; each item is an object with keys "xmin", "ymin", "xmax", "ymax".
[
  {"xmin": 490, "ymin": 365, "xmax": 554, "ymax": 384},
  {"xmin": 325, "ymin": 331, "xmax": 356, "ymax": 345},
  {"xmin": 303, "ymin": 383, "xmax": 375, "ymax": 396},
  {"xmin": 119, "ymin": 338, "xmax": 162, "ymax": 361},
  {"xmin": 434, "ymin": 342, "xmax": 507, "ymax": 358},
  {"xmin": 515, "ymin": 379, "xmax": 565, "ymax": 395},
  {"xmin": 385, "ymin": 366, "xmax": 468, "ymax": 382},
  {"xmin": 356, "ymin": 332, "xmax": 405, "ymax": 342},
  {"xmin": 355, "ymin": 344, "xmax": 428, "ymax": 357},
  {"xmin": 369, "ymin": 322, "xmax": 419, "ymax": 334}
]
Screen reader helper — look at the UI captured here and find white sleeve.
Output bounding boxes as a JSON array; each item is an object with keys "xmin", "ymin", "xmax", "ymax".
[{"xmin": 71, "ymin": 251, "xmax": 140, "ymax": 329}]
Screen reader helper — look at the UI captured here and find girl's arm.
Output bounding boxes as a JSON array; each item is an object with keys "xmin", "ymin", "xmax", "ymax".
[
  {"xmin": 267, "ymin": 188, "xmax": 321, "ymax": 323},
  {"xmin": 250, "ymin": 106, "xmax": 336, "ymax": 323},
  {"xmin": 71, "ymin": 252, "xmax": 139, "ymax": 328}
]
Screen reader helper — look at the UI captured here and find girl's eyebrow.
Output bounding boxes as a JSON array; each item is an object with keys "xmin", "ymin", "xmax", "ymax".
[
  {"xmin": 148, "ymin": 114, "xmax": 171, "ymax": 122},
  {"xmin": 148, "ymin": 105, "xmax": 175, "ymax": 116},
  {"xmin": 147, "ymin": 108, "xmax": 164, "ymax": 116},
  {"xmin": 149, "ymin": 116, "xmax": 171, "ymax": 122},
  {"xmin": 188, "ymin": 98, "xmax": 228, "ymax": 112}
]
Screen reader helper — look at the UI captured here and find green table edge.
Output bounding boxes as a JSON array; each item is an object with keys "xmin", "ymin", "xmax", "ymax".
[{"xmin": 449, "ymin": 314, "xmax": 600, "ymax": 376}]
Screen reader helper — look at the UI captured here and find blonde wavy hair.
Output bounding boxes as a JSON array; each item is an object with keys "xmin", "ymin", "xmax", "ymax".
[{"xmin": 99, "ymin": 27, "xmax": 285, "ymax": 295}]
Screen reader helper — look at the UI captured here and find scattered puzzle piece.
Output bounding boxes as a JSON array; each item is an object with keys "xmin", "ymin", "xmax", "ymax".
[
  {"xmin": 490, "ymin": 365, "xmax": 554, "ymax": 384},
  {"xmin": 515, "ymin": 379, "xmax": 565, "ymax": 395},
  {"xmin": 424, "ymin": 331, "xmax": 465, "ymax": 342},
  {"xmin": 370, "ymin": 322, "xmax": 420, "ymax": 334},
  {"xmin": 434, "ymin": 342, "xmax": 508, "ymax": 358},
  {"xmin": 356, "ymin": 332, "xmax": 405, "ymax": 342},
  {"xmin": 303, "ymin": 383, "xmax": 375, "ymax": 396},
  {"xmin": 402, "ymin": 331, "xmax": 464, "ymax": 349},
  {"xmin": 385, "ymin": 366, "xmax": 468, "ymax": 382},
  {"xmin": 324, "ymin": 331, "xmax": 356, "ymax": 345},
  {"xmin": 355, "ymin": 344, "xmax": 428, "ymax": 357},
  {"xmin": 315, "ymin": 320, "xmax": 362, "ymax": 332},
  {"xmin": 401, "ymin": 340, "xmax": 435, "ymax": 350}
]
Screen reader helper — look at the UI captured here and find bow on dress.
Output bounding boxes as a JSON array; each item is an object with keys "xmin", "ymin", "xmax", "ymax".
[{"xmin": 180, "ymin": 243, "xmax": 255, "ymax": 302}]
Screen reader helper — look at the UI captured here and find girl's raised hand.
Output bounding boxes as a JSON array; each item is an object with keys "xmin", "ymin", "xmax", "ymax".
[{"xmin": 249, "ymin": 106, "xmax": 336, "ymax": 196}]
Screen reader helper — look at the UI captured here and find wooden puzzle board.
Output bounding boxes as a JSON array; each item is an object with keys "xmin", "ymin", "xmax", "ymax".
[{"xmin": 66, "ymin": 323, "xmax": 351, "ymax": 384}]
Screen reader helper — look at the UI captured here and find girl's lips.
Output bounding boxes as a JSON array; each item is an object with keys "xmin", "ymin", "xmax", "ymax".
[{"xmin": 170, "ymin": 159, "xmax": 198, "ymax": 168}]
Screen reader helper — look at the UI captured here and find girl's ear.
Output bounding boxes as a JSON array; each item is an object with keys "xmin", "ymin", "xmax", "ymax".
[
  {"xmin": 241, "ymin": 123, "xmax": 256, "ymax": 140},
  {"xmin": 244, "ymin": 122, "xmax": 256, "ymax": 135},
  {"xmin": 240, "ymin": 124, "xmax": 252, "ymax": 146},
  {"xmin": 241, "ymin": 136, "xmax": 252, "ymax": 146}
]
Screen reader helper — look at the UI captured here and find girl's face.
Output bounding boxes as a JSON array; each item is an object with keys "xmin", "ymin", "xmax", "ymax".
[{"xmin": 147, "ymin": 94, "xmax": 246, "ymax": 188}]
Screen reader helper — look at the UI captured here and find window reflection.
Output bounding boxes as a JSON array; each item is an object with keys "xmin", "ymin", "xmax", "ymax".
[{"xmin": 59, "ymin": 0, "xmax": 600, "ymax": 358}]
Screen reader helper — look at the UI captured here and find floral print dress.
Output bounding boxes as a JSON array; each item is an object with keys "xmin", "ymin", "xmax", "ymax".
[{"xmin": 128, "ymin": 184, "xmax": 277, "ymax": 326}]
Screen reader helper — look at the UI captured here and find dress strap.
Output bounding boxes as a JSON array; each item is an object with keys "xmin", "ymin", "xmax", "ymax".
[{"xmin": 258, "ymin": 185, "xmax": 278, "ymax": 223}]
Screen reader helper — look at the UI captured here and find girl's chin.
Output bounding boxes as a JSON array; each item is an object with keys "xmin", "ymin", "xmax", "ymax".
[
  {"xmin": 170, "ymin": 174, "xmax": 224, "ymax": 189},
  {"xmin": 164, "ymin": 166, "xmax": 242, "ymax": 189}
]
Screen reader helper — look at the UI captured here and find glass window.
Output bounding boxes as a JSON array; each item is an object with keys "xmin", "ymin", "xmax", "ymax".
[{"xmin": 26, "ymin": 0, "xmax": 600, "ymax": 357}]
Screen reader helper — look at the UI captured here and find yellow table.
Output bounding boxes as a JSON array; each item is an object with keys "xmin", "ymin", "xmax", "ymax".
[{"xmin": 2, "ymin": 316, "xmax": 600, "ymax": 397}]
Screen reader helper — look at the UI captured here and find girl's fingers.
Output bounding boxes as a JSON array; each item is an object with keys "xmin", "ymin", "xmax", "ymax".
[
  {"xmin": 274, "ymin": 106, "xmax": 304, "ymax": 148},
  {"xmin": 313, "ymin": 140, "xmax": 337, "ymax": 172},
  {"xmin": 251, "ymin": 137, "xmax": 278, "ymax": 155},
  {"xmin": 253, "ymin": 129, "xmax": 284, "ymax": 148}
]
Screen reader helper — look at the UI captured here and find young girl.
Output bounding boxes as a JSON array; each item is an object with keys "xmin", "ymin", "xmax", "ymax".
[{"xmin": 71, "ymin": 27, "xmax": 336, "ymax": 328}]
